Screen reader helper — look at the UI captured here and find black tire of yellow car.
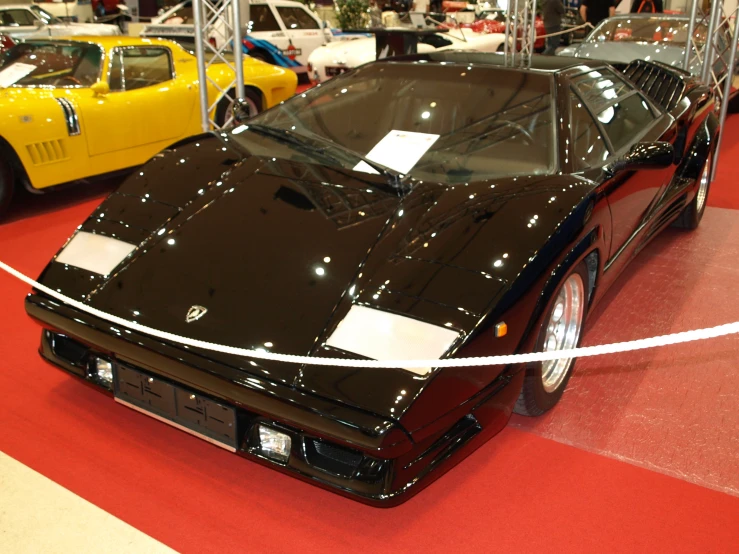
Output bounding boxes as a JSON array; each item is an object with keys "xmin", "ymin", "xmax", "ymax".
[
  {"xmin": 514, "ymin": 261, "xmax": 590, "ymax": 417},
  {"xmin": 215, "ymin": 87, "xmax": 263, "ymax": 128},
  {"xmin": 0, "ymin": 154, "xmax": 15, "ymax": 219},
  {"xmin": 673, "ymin": 149, "xmax": 712, "ymax": 230}
]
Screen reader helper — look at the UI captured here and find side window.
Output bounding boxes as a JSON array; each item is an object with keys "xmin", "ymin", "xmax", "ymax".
[
  {"xmin": 119, "ymin": 47, "xmax": 173, "ymax": 91},
  {"xmin": 1, "ymin": 9, "xmax": 37, "ymax": 26},
  {"xmin": 573, "ymin": 69, "xmax": 655, "ymax": 153},
  {"xmin": 248, "ymin": 5, "xmax": 281, "ymax": 32},
  {"xmin": 276, "ymin": 7, "xmax": 320, "ymax": 30},
  {"xmin": 570, "ymin": 91, "xmax": 610, "ymax": 169}
]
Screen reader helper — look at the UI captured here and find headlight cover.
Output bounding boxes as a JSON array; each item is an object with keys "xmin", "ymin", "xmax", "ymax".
[
  {"xmin": 54, "ymin": 231, "xmax": 136, "ymax": 276},
  {"xmin": 326, "ymin": 305, "xmax": 460, "ymax": 376}
]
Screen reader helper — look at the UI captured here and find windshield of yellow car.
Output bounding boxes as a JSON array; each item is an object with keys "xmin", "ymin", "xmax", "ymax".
[{"xmin": 0, "ymin": 41, "xmax": 102, "ymax": 88}]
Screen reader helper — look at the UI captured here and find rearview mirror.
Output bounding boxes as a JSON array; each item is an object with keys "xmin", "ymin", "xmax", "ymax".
[
  {"xmin": 90, "ymin": 80, "xmax": 110, "ymax": 97},
  {"xmin": 34, "ymin": 19, "xmax": 44, "ymax": 28},
  {"xmin": 231, "ymin": 98, "xmax": 253, "ymax": 124},
  {"xmin": 605, "ymin": 141, "xmax": 674, "ymax": 176}
]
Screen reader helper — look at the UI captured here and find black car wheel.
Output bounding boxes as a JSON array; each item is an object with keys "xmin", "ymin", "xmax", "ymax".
[
  {"xmin": 673, "ymin": 149, "xmax": 712, "ymax": 230},
  {"xmin": 515, "ymin": 262, "xmax": 588, "ymax": 416},
  {"xmin": 215, "ymin": 87, "xmax": 262, "ymax": 128},
  {"xmin": 0, "ymin": 154, "xmax": 15, "ymax": 219}
]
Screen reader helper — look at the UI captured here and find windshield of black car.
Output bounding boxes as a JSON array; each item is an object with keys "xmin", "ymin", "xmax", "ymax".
[
  {"xmin": 235, "ymin": 62, "xmax": 556, "ymax": 184},
  {"xmin": 0, "ymin": 42, "xmax": 102, "ymax": 87},
  {"xmin": 590, "ymin": 18, "xmax": 708, "ymax": 46}
]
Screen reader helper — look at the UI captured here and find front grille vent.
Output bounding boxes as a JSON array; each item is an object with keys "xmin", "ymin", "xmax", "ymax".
[
  {"xmin": 304, "ymin": 438, "xmax": 364, "ymax": 478},
  {"xmin": 26, "ymin": 140, "xmax": 69, "ymax": 165}
]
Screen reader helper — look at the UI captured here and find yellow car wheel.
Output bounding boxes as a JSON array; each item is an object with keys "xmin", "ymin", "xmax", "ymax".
[{"xmin": 215, "ymin": 87, "xmax": 262, "ymax": 128}]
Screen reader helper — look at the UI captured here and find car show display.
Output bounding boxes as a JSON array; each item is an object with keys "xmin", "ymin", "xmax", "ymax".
[
  {"xmin": 0, "ymin": 0, "xmax": 738, "ymax": 539},
  {"xmin": 22, "ymin": 50, "xmax": 718, "ymax": 504},
  {"xmin": 0, "ymin": 36, "xmax": 296, "ymax": 214}
]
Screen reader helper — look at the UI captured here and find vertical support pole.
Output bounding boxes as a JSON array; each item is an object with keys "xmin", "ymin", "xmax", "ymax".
[
  {"xmin": 504, "ymin": 1, "xmax": 511, "ymax": 64},
  {"xmin": 700, "ymin": 0, "xmax": 722, "ymax": 84},
  {"xmin": 510, "ymin": 0, "xmax": 520, "ymax": 66},
  {"xmin": 683, "ymin": 0, "xmax": 698, "ymax": 71},
  {"xmin": 528, "ymin": 0, "xmax": 538, "ymax": 67},
  {"xmin": 232, "ymin": 0, "xmax": 245, "ymax": 101},
  {"xmin": 193, "ymin": 0, "xmax": 210, "ymax": 133},
  {"xmin": 711, "ymin": 10, "xmax": 739, "ymax": 180}
]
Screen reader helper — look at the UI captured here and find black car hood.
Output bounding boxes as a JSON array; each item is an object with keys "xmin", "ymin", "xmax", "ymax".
[{"xmin": 38, "ymin": 135, "xmax": 592, "ymax": 422}]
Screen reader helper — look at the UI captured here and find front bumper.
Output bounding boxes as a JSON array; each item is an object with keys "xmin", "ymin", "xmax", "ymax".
[{"xmin": 26, "ymin": 293, "xmax": 518, "ymax": 506}]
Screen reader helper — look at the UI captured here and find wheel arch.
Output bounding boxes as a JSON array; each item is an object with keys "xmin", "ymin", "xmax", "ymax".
[{"xmin": 0, "ymin": 135, "xmax": 33, "ymax": 192}]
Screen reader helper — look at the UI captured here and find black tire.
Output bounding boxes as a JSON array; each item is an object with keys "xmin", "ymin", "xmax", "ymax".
[
  {"xmin": 514, "ymin": 261, "xmax": 589, "ymax": 416},
  {"xmin": 673, "ymin": 149, "xmax": 712, "ymax": 230},
  {"xmin": 248, "ymin": 49, "xmax": 270, "ymax": 63},
  {"xmin": 214, "ymin": 87, "xmax": 263, "ymax": 128},
  {"xmin": 0, "ymin": 152, "xmax": 15, "ymax": 219}
]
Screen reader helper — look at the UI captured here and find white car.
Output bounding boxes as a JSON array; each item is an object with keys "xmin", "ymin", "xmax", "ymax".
[
  {"xmin": 0, "ymin": 4, "xmax": 120, "ymax": 38},
  {"xmin": 141, "ymin": 0, "xmax": 331, "ymax": 66},
  {"xmin": 307, "ymin": 29, "xmax": 507, "ymax": 82},
  {"xmin": 31, "ymin": 0, "xmax": 93, "ymax": 23}
]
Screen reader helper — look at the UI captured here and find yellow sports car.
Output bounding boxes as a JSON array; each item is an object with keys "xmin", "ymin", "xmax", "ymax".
[{"xmin": 0, "ymin": 36, "xmax": 297, "ymax": 215}]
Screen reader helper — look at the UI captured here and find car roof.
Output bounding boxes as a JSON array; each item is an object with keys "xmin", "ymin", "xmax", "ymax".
[
  {"xmin": 387, "ymin": 51, "xmax": 605, "ymax": 73},
  {"xmin": 24, "ymin": 35, "xmax": 181, "ymax": 49}
]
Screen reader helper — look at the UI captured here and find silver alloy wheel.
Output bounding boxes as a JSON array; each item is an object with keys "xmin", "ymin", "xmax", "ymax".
[
  {"xmin": 222, "ymin": 94, "xmax": 258, "ymax": 128},
  {"xmin": 696, "ymin": 152, "xmax": 711, "ymax": 213},
  {"xmin": 541, "ymin": 273, "xmax": 585, "ymax": 393}
]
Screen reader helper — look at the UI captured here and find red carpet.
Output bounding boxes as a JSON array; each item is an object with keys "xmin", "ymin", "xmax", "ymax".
[
  {"xmin": 710, "ymin": 114, "xmax": 739, "ymax": 210},
  {"xmin": 2, "ymin": 118, "xmax": 739, "ymax": 553}
]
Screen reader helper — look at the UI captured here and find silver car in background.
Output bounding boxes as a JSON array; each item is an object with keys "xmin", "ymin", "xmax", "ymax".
[{"xmin": 558, "ymin": 14, "xmax": 728, "ymax": 76}]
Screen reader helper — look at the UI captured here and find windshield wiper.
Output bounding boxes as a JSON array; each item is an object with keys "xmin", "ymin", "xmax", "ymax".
[
  {"xmin": 244, "ymin": 123, "xmax": 404, "ymax": 189},
  {"xmin": 241, "ymin": 124, "xmax": 344, "ymax": 167}
]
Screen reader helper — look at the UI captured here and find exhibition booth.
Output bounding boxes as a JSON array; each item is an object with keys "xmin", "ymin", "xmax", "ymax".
[{"xmin": 0, "ymin": 0, "xmax": 737, "ymax": 551}]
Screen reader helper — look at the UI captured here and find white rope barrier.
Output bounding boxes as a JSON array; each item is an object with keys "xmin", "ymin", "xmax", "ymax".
[
  {"xmin": 538, "ymin": 22, "xmax": 594, "ymax": 40},
  {"xmin": 1, "ymin": 259, "xmax": 737, "ymax": 369}
]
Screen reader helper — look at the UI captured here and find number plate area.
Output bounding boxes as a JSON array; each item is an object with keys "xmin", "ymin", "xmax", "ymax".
[{"xmin": 114, "ymin": 365, "xmax": 238, "ymax": 451}]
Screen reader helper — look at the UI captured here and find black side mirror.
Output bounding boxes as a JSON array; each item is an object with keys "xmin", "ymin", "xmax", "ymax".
[
  {"xmin": 605, "ymin": 141, "xmax": 674, "ymax": 177},
  {"xmin": 231, "ymin": 98, "xmax": 253, "ymax": 125}
]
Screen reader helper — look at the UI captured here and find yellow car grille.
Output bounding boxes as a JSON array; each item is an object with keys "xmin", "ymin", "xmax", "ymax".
[{"xmin": 26, "ymin": 140, "xmax": 69, "ymax": 166}]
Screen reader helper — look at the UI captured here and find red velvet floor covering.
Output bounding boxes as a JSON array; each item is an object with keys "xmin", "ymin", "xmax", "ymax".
[{"xmin": 1, "ymin": 118, "xmax": 739, "ymax": 552}]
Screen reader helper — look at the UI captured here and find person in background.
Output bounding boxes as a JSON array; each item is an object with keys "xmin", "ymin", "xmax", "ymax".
[
  {"xmin": 413, "ymin": 0, "xmax": 430, "ymax": 14},
  {"xmin": 542, "ymin": 0, "xmax": 565, "ymax": 55},
  {"xmin": 580, "ymin": 0, "xmax": 615, "ymax": 28},
  {"xmin": 630, "ymin": 0, "xmax": 663, "ymax": 13}
]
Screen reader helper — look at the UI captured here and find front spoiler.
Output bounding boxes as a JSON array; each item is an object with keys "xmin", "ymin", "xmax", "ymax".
[{"xmin": 26, "ymin": 293, "xmax": 520, "ymax": 506}]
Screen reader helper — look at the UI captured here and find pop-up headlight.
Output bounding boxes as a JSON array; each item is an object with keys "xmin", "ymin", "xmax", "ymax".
[
  {"xmin": 258, "ymin": 425, "xmax": 292, "ymax": 463},
  {"xmin": 55, "ymin": 232, "xmax": 136, "ymax": 275},
  {"xmin": 326, "ymin": 305, "xmax": 460, "ymax": 376}
]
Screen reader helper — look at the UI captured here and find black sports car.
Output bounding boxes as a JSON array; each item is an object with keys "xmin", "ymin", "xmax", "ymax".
[{"xmin": 26, "ymin": 53, "xmax": 716, "ymax": 506}]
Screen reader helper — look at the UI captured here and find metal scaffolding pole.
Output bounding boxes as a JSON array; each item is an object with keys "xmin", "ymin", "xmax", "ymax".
[
  {"xmin": 683, "ymin": 0, "xmax": 699, "ymax": 71},
  {"xmin": 192, "ymin": 0, "xmax": 248, "ymax": 132},
  {"xmin": 700, "ymin": 0, "xmax": 722, "ymax": 84},
  {"xmin": 504, "ymin": 0, "xmax": 537, "ymax": 67}
]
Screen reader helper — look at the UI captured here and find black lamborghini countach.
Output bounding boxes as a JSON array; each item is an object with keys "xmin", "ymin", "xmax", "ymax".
[{"xmin": 26, "ymin": 53, "xmax": 716, "ymax": 506}]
